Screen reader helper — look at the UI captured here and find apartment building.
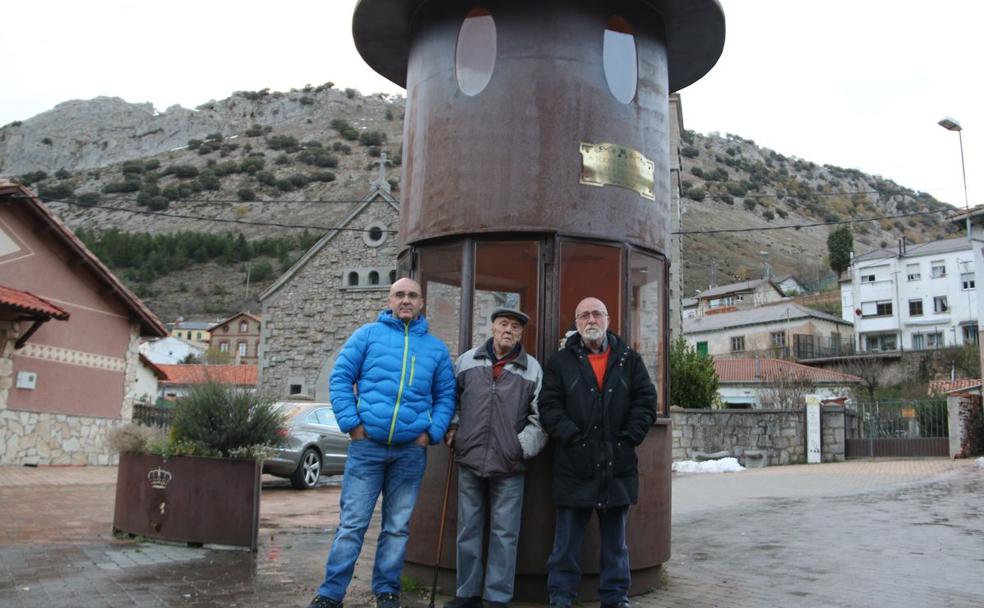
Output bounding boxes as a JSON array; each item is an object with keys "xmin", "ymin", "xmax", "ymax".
[{"xmin": 840, "ymin": 237, "xmax": 978, "ymax": 352}]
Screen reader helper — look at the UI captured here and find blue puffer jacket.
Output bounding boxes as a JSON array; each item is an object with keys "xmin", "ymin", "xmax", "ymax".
[{"xmin": 330, "ymin": 310, "xmax": 456, "ymax": 445}]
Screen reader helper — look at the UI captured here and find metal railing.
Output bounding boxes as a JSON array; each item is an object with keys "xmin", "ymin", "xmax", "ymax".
[
  {"xmin": 132, "ymin": 402, "xmax": 174, "ymax": 429},
  {"xmin": 793, "ymin": 334, "xmax": 856, "ymax": 360},
  {"xmin": 845, "ymin": 399, "xmax": 949, "ymax": 458}
]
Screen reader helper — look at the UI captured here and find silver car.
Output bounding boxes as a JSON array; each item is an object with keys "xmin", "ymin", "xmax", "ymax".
[{"xmin": 263, "ymin": 402, "xmax": 350, "ymax": 489}]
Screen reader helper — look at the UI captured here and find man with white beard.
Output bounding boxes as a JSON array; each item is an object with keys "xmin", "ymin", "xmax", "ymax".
[{"xmin": 538, "ymin": 297, "xmax": 657, "ymax": 608}]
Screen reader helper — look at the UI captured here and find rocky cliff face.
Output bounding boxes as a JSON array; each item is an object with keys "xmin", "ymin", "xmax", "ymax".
[{"xmin": 0, "ymin": 85, "xmax": 403, "ymax": 176}]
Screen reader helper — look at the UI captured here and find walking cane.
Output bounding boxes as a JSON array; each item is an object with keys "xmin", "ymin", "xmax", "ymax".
[{"xmin": 428, "ymin": 447, "xmax": 456, "ymax": 608}]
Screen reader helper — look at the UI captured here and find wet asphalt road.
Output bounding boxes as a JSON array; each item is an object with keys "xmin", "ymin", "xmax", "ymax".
[{"xmin": 0, "ymin": 460, "xmax": 981, "ymax": 608}]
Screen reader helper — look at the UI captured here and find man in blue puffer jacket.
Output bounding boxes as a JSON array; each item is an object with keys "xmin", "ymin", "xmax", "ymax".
[{"xmin": 309, "ymin": 278, "xmax": 456, "ymax": 608}]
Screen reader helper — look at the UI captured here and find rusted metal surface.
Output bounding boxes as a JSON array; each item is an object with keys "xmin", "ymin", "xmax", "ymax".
[
  {"xmin": 113, "ymin": 452, "xmax": 261, "ymax": 551},
  {"xmin": 353, "ymin": 0, "xmax": 725, "ymax": 93},
  {"xmin": 405, "ymin": 421, "xmax": 671, "ymax": 602}
]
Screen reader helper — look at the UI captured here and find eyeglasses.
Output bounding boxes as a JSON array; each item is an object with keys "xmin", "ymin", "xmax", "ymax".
[
  {"xmin": 575, "ymin": 310, "xmax": 608, "ymax": 321},
  {"xmin": 389, "ymin": 290, "xmax": 421, "ymax": 301}
]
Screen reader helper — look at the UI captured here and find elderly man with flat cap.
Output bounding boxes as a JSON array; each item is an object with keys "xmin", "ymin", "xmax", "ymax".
[{"xmin": 443, "ymin": 307, "xmax": 548, "ymax": 608}]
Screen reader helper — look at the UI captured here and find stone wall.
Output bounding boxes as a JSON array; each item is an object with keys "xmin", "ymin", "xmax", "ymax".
[
  {"xmin": 947, "ymin": 393, "xmax": 984, "ymax": 458},
  {"xmin": 669, "ymin": 405, "xmax": 847, "ymax": 465},
  {"xmin": 260, "ymin": 203, "xmax": 400, "ymax": 399},
  {"xmin": 0, "ymin": 409, "xmax": 121, "ymax": 465}
]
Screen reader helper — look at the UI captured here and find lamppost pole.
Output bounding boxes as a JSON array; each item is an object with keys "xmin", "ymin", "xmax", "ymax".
[{"xmin": 938, "ymin": 117, "xmax": 970, "ymax": 240}]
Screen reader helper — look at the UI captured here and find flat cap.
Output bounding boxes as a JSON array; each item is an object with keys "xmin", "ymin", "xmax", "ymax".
[{"xmin": 490, "ymin": 307, "xmax": 530, "ymax": 326}]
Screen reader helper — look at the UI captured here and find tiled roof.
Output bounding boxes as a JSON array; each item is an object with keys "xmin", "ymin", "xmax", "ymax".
[
  {"xmin": 928, "ymin": 378, "xmax": 981, "ymax": 395},
  {"xmin": 0, "ymin": 180, "xmax": 166, "ymax": 337},
  {"xmin": 138, "ymin": 354, "xmax": 168, "ymax": 379},
  {"xmin": 714, "ymin": 358, "xmax": 864, "ymax": 384},
  {"xmin": 854, "ymin": 236, "xmax": 970, "ymax": 263},
  {"xmin": 158, "ymin": 364, "xmax": 258, "ymax": 386},
  {"xmin": 0, "ymin": 285, "xmax": 70, "ymax": 320},
  {"xmin": 206, "ymin": 311, "xmax": 262, "ymax": 332},
  {"xmin": 684, "ymin": 302, "xmax": 850, "ymax": 334}
]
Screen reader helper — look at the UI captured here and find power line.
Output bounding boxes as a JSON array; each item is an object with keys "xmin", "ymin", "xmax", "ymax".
[
  {"xmin": 15, "ymin": 196, "xmax": 398, "ymax": 233},
  {"xmin": 674, "ymin": 208, "xmax": 954, "ymax": 235}
]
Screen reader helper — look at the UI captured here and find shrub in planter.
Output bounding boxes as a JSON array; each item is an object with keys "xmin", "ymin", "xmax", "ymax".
[{"xmin": 111, "ymin": 383, "xmax": 284, "ymax": 550}]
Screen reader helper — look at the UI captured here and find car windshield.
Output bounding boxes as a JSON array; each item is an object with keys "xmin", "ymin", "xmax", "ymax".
[{"xmin": 272, "ymin": 403, "xmax": 306, "ymax": 422}]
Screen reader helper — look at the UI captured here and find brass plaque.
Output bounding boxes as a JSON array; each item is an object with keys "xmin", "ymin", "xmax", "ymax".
[{"xmin": 579, "ymin": 142, "xmax": 655, "ymax": 200}]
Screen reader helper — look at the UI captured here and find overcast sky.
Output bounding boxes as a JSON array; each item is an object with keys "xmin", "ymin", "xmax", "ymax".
[{"xmin": 3, "ymin": 0, "xmax": 980, "ymax": 208}]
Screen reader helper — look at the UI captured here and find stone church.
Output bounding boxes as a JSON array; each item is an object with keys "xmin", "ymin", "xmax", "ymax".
[{"xmin": 257, "ymin": 166, "xmax": 400, "ymax": 400}]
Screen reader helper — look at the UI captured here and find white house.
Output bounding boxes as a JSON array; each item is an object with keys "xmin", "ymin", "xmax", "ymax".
[
  {"xmin": 140, "ymin": 336, "xmax": 207, "ymax": 365},
  {"xmin": 840, "ymin": 237, "xmax": 978, "ymax": 352},
  {"xmin": 684, "ymin": 301, "xmax": 853, "ymax": 360},
  {"xmin": 694, "ymin": 278, "xmax": 785, "ymax": 317},
  {"xmin": 714, "ymin": 358, "xmax": 863, "ymax": 408}
]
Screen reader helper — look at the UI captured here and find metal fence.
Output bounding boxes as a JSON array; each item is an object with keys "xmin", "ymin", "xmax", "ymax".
[
  {"xmin": 793, "ymin": 334, "xmax": 857, "ymax": 360},
  {"xmin": 132, "ymin": 402, "xmax": 174, "ymax": 429},
  {"xmin": 845, "ymin": 399, "xmax": 949, "ymax": 458}
]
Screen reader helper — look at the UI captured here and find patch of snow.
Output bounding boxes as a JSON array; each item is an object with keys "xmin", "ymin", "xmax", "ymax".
[
  {"xmin": 672, "ymin": 457, "xmax": 745, "ymax": 474},
  {"xmin": 976, "ymin": 456, "xmax": 984, "ymax": 469}
]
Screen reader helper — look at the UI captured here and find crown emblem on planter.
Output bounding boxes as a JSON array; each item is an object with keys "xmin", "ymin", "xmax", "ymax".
[{"xmin": 147, "ymin": 467, "xmax": 173, "ymax": 490}]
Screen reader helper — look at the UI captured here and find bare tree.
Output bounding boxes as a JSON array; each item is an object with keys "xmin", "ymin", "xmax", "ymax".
[
  {"xmin": 838, "ymin": 356, "xmax": 882, "ymax": 402},
  {"xmin": 759, "ymin": 369, "xmax": 816, "ymax": 409}
]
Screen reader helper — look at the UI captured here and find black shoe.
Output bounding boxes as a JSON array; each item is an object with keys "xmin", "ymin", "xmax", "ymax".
[
  {"xmin": 376, "ymin": 592, "xmax": 401, "ymax": 608},
  {"xmin": 308, "ymin": 596, "xmax": 343, "ymax": 608},
  {"xmin": 485, "ymin": 602, "xmax": 510, "ymax": 608},
  {"xmin": 600, "ymin": 603, "xmax": 631, "ymax": 608},
  {"xmin": 549, "ymin": 604, "xmax": 570, "ymax": 608},
  {"xmin": 445, "ymin": 597, "xmax": 482, "ymax": 608}
]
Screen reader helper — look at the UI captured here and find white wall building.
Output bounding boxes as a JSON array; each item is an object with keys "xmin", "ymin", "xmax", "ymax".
[
  {"xmin": 841, "ymin": 237, "xmax": 979, "ymax": 352},
  {"xmin": 139, "ymin": 336, "xmax": 207, "ymax": 365}
]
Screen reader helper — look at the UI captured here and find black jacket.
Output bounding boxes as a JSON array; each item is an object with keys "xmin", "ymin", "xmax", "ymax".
[{"xmin": 539, "ymin": 331, "xmax": 657, "ymax": 508}]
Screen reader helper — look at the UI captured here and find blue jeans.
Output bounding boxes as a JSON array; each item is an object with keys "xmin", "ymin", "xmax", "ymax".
[
  {"xmin": 317, "ymin": 439, "xmax": 427, "ymax": 601},
  {"xmin": 455, "ymin": 467, "xmax": 525, "ymax": 603},
  {"xmin": 546, "ymin": 506, "xmax": 630, "ymax": 606}
]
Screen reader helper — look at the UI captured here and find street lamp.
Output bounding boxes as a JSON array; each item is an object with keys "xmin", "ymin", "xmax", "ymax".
[{"xmin": 938, "ymin": 117, "xmax": 970, "ymax": 239}]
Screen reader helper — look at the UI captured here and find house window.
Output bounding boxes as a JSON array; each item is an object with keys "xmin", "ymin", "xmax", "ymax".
[
  {"xmin": 911, "ymin": 334, "xmax": 924, "ymax": 350},
  {"xmin": 238, "ymin": 342, "xmax": 247, "ymax": 357},
  {"xmin": 963, "ymin": 325, "xmax": 979, "ymax": 345},
  {"xmin": 908, "ymin": 299, "xmax": 923, "ymax": 316},
  {"xmin": 906, "ymin": 264, "xmax": 920, "ymax": 281},
  {"xmin": 455, "ymin": 8, "xmax": 497, "ymax": 96},
  {"xmin": 931, "ymin": 260, "xmax": 946, "ymax": 278},
  {"xmin": 770, "ymin": 331, "xmax": 786, "ymax": 347},
  {"xmin": 603, "ymin": 16, "xmax": 638, "ymax": 104},
  {"xmin": 196, "ymin": 332, "xmax": 203, "ymax": 340},
  {"xmin": 730, "ymin": 336, "xmax": 745, "ymax": 352},
  {"xmin": 696, "ymin": 341, "xmax": 708, "ymax": 355},
  {"xmin": 962, "ymin": 272, "xmax": 975, "ymax": 290},
  {"xmin": 926, "ymin": 332, "xmax": 945, "ymax": 348},
  {"xmin": 348, "ymin": 271, "xmax": 359, "ymax": 286},
  {"xmin": 933, "ymin": 296, "xmax": 948, "ymax": 314},
  {"xmin": 289, "ymin": 383, "xmax": 303, "ymax": 395},
  {"xmin": 239, "ymin": 320, "xmax": 248, "ymax": 332},
  {"xmin": 860, "ymin": 274, "xmax": 876, "ymax": 283},
  {"xmin": 223, "ymin": 325, "xmax": 229, "ymax": 333},
  {"xmin": 369, "ymin": 271, "xmax": 380, "ymax": 285},
  {"xmin": 709, "ymin": 296, "xmax": 734, "ymax": 308},
  {"xmin": 219, "ymin": 341, "xmax": 230, "ymax": 353},
  {"xmin": 865, "ymin": 334, "xmax": 896, "ymax": 352}
]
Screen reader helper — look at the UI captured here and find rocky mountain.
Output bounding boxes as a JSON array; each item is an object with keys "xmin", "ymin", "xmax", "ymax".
[{"xmin": 1, "ymin": 85, "xmax": 959, "ymax": 320}]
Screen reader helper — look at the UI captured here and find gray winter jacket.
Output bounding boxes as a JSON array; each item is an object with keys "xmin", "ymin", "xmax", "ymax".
[{"xmin": 453, "ymin": 341, "xmax": 548, "ymax": 477}]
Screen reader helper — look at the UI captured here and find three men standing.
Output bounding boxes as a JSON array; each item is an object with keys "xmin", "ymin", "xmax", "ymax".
[
  {"xmin": 309, "ymin": 278, "xmax": 456, "ymax": 608},
  {"xmin": 445, "ymin": 307, "xmax": 548, "ymax": 608},
  {"xmin": 539, "ymin": 298, "xmax": 657, "ymax": 608}
]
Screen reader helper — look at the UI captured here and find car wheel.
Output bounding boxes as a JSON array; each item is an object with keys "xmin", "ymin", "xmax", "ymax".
[{"xmin": 290, "ymin": 448, "xmax": 322, "ymax": 490}]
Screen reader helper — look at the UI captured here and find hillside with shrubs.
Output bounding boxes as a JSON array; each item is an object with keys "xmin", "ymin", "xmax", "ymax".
[{"xmin": 0, "ymin": 85, "xmax": 960, "ymax": 319}]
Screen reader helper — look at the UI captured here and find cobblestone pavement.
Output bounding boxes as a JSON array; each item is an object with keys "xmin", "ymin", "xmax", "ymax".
[{"xmin": 0, "ymin": 459, "xmax": 981, "ymax": 607}]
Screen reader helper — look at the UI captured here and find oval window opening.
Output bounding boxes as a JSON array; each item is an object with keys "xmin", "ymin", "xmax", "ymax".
[
  {"xmin": 455, "ymin": 8, "xmax": 497, "ymax": 96},
  {"xmin": 603, "ymin": 16, "xmax": 637, "ymax": 104}
]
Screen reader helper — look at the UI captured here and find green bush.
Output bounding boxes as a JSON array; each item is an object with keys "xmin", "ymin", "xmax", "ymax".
[
  {"xmin": 250, "ymin": 259, "xmax": 275, "ymax": 281},
  {"xmin": 168, "ymin": 164, "xmax": 200, "ymax": 179},
  {"xmin": 240, "ymin": 157, "xmax": 266, "ymax": 174},
  {"xmin": 762, "ymin": 210, "xmax": 775, "ymax": 221},
  {"xmin": 680, "ymin": 145, "xmax": 699, "ymax": 158},
  {"xmin": 41, "ymin": 137, "xmax": 53, "ymax": 145},
  {"xmin": 38, "ymin": 183, "xmax": 74, "ymax": 200},
  {"xmin": 170, "ymin": 382, "xmax": 284, "ymax": 458},
  {"xmin": 267, "ymin": 135, "xmax": 300, "ymax": 152},
  {"xmin": 19, "ymin": 171, "xmax": 48, "ymax": 185},
  {"xmin": 245, "ymin": 124, "xmax": 264, "ymax": 137},
  {"xmin": 54, "ymin": 168, "xmax": 72, "ymax": 180},
  {"xmin": 310, "ymin": 171, "xmax": 336, "ymax": 183},
  {"xmin": 344, "ymin": 88, "xmax": 357, "ymax": 99},
  {"xmin": 332, "ymin": 142, "xmax": 352, "ymax": 154},
  {"xmin": 669, "ymin": 338, "xmax": 718, "ymax": 408},
  {"xmin": 341, "ymin": 128, "xmax": 359, "ymax": 141},
  {"xmin": 743, "ymin": 198, "xmax": 757, "ymax": 211},
  {"xmin": 122, "ymin": 160, "xmax": 145, "ymax": 175},
  {"xmin": 275, "ymin": 154, "xmax": 292, "ymax": 166},
  {"xmin": 683, "ymin": 187, "xmax": 705, "ymax": 201},
  {"xmin": 299, "ymin": 96, "xmax": 314, "ymax": 105},
  {"xmin": 104, "ymin": 179, "xmax": 142, "ymax": 194},
  {"xmin": 238, "ymin": 188, "xmax": 256, "ymax": 201},
  {"xmin": 359, "ymin": 131, "xmax": 387, "ymax": 146},
  {"xmin": 76, "ymin": 192, "xmax": 100, "ymax": 206},
  {"xmin": 255, "ymin": 171, "xmax": 276, "ymax": 186},
  {"xmin": 690, "ymin": 167, "xmax": 704, "ymax": 178},
  {"xmin": 145, "ymin": 159, "xmax": 161, "ymax": 171}
]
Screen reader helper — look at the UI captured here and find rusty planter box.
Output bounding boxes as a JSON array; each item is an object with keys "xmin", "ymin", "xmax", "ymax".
[{"xmin": 113, "ymin": 452, "xmax": 261, "ymax": 550}]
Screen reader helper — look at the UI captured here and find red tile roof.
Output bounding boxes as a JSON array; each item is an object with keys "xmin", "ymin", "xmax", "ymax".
[
  {"xmin": 0, "ymin": 285, "xmax": 70, "ymax": 320},
  {"xmin": 714, "ymin": 358, "xmax": 864, "ymax": 384},
  {"xmin": 928, "ymin": 378, "xmax": 981, "ymax": 395},
  {"xmin": 0, "ymin": 180, "xmax": 166, "ymax": 337},
  {"xmin": 139, "ymin": 354, "xmax": 168, "ymax": 380},
  {"xmin": 158, "ymin": 364, "xmax": 258, "ymax": 386}
]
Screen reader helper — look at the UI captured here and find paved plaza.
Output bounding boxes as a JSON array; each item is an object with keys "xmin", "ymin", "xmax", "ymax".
[{"xmin": 1, "ymin": 458, "xmax": 982, "ymax": 607}]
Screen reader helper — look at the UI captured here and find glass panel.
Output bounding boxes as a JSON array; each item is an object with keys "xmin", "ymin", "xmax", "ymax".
[
  {"xmin": 558, "ymin": 241, "xmax": 622, "ymax": 346},
  {"xmin": 417, "ymin": 242, "xmax": 463, "ymax": 358},
  {"xmin": 603, "ymin": 17, "xmax": 637, "ymax": 104},
  {"xmin": 628, "ymin": 251, "xmax": 664, "ymax": 412},
  {"xmin": 472, "ymin": 241, "xmax": 540, "ymax": 358},
  {"xmin": 455, "ymin": 8, "xmax": 497, "ymax": 96}
]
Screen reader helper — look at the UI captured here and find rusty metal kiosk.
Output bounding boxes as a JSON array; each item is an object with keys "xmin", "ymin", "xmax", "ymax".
[{"xmin": 352, "ymin": 0, "xmax": 725, "ymax": 602}]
